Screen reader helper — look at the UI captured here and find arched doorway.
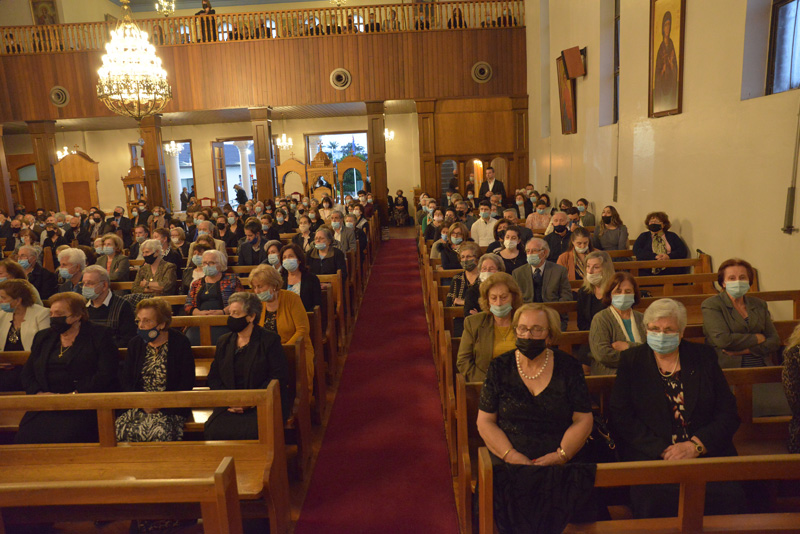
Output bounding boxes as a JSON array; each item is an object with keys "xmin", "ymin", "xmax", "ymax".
[
  {"xmin": 16, "ymin": 164, "xmax": 40, "ymax": 212},
  {"xmin": 468, "ymin": 159, "xmax": 484, "ymax": 197},
  {"xmin": 440, "ymin": 160, "xmax": 457, "ymax": 200},
  {"xmin": 489, "ymin": 157, "xmax": 508, "ymax": 186},
  {"xmin": 342, "ymin": 169, "xmax": 363, "ymax": 197},
  {"xmin": 283, "ymin": 171, "xmax": 304, "ymax": 198}
]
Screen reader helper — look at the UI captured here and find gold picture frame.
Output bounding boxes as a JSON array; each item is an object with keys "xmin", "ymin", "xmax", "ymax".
[
  {"xmin": 30, "ymin": 0, "xmax": 59, "ymax": 25},
  {"xmin": 649, "ymin": 0, "xmax": 686, "ymax": 117}
]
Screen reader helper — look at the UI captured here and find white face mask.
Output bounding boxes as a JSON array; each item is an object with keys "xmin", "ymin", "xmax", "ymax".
[
  {"xmin": 574, "ymin": 246, "xmax": 589, "ymax": 254},
  {"xmin": 171, "ymin": 236, "xmax": 180, "ymax": 244},
  {"xmin": 504, "ymin": 240, "xmax": 518, "ymax": 250},
  {"xmin": 479, "ymin": 271, "xmax": 492, "ymax": 282},
  {"xmin": 586, "ymin": 272, "xmax": 603, "ymax": 286}
]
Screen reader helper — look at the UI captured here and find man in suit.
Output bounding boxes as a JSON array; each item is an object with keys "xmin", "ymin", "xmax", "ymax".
[
  {"xmin": 237, "ymin": 220, "xmax": 268, "ymax": 266},
  {"xmin": 512, "ymin": 238, "xmax": 573, "ymax": 329},
  {"xmin": 106, "ymin": 206, "xmax": 132, "ymax": 248},
  {"xmin": 18, "ymin": 245, "xmax": 57, "ymax": 300},
  {"xmin": 180, "ymin": 187, "xmax": 190, "ymax": 212},
  {"xmin": 69, "ymin": 216, "xmax": 92, "ymax": 247},
  {"xmin": 329, "ymin": 211, "xmax": 357, "ymax": 253},
  {"xmin": 478, "ymin": 166, "xmax": 506, "ymax": 202},
  {"xmin": 0, "ymin": 210, "xmax": 12, "ymax": 241}
]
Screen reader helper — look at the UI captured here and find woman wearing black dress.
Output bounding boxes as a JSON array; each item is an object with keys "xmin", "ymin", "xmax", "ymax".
[{"xmin": 16, "ymin": 292, "xmax": 119, "ymax": 444}]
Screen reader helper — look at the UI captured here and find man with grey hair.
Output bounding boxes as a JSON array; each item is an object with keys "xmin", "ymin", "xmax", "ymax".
[
  {"xmin": 329, "ymin": 211, "xmax": 356, "ymax": 253},
  {"xmin": 513, "ymin": 238, "xmax": 572, "ymax": 328},
  {"xmin": 544, "ymin": 211, "xmax": 572, "ymax": 262},
  {"xmin": 187, "ymin": 220, "xmax": 226, "ymax": 261},
  {"xmin": 106, "ymin": 205, "xmax": 132, "ymax": 248},
  {"xmin": 82, "ymin": 264, "xmax": 136, "ymax": 348},
  {"xmin": 18, "ymin": 244, "xmax": 57, "ymax": 300},
  {"xmin": 57, "ymin": 247, "xmax": 87, "ymax": 294}
]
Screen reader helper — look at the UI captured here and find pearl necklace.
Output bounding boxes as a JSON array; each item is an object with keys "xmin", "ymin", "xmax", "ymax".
[
  {"xmin": 516, "ymin": 349, "xmax": 550, "ymax": 380},
  {"xmin": 657, "ymin": 355, "xmax": 680, "ymax": 377}
]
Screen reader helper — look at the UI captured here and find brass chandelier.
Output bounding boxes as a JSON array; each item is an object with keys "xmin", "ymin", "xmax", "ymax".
[{"xmin": 96, "ymin": 0, "xmax": 172, "ymax": 122}]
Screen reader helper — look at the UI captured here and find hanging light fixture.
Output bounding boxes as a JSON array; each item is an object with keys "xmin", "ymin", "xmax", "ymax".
[
  {"xmin": 155, "ymin": 0, "xmax": 175, "ymax": 17},
  {"xmin": 163, "ymin": 139, "xmax": 182, "ymax": 157},
  {"xmin": 277, "ymin": 114, "xmax": 293, "ymax": 151},
  {"xmin": 329, "ymin": 0, "xmax": 346, "ymax": 6},
  {"xmin": 96, "ymin": 0, "xmax": 172, "ymax": 122},
  {"xmin": 384, "ymin": 127, "xmax": 395, "ymax": 142}
]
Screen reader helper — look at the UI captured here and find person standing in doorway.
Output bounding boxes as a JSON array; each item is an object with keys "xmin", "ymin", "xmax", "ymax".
[
  {"xmin": 478, "ymin": 166, "xmax": 506, "ymax": 203},
  {"xmin": 234, "ymin": 183, "xmax": 248, "ymax": 207}
]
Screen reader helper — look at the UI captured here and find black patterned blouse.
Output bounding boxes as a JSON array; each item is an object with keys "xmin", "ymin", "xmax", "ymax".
[{"xmin": 660, "ymin": 371, "xmax": 689, "ymax": 444}]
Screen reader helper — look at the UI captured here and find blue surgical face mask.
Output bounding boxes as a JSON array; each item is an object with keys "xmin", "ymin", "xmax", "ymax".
[
  {"xmin": 57, "ymin": 221, "xmax": 64, "ymax": 227},
  {"xmin": 282, "ymin": 258, "xmax": 299, "ymax": 272},
  {"xmin": 315, "ymin": 242, "xmax": 327, "ymax": 250},
  {"xmin": 647, "ymin": 331, "xmax": 681, "ymax": 354},
  {"xmin": 440, "ymin": 233, "xmax": 448, "ymax": 242},
  {"xmin": 197, "ymin": 230, "xmax": 208, "ymax": 237},
  {"xmin": 137, "ymin": 327, "xmax": 160, "ymax": 343},
  {"xmin": 192, "ymin": 255, "xmax": 203, "ymax": 266},
  {"xmin": 537, "ymin": 208, "xmax": 546, "ymax": 215},
  {"xmin": 255, "ymin": 206, "xmax": 263, "ymax": 214},
  {"xmin": 346, "ymin": 222, "xmax": 354, "ymax": 229},
  {"xmin": 480, "ymin": 211, "xmax": 490, "ymax": 219},
  {"xmin": 103, "ymin": 246, "xmax": 115, "ymax": 256},
  {"xmin": 611, "ymin": 294, "xmax": 635, "ymax": 311},
  {"xmin": 268, "ymin": 253, "xmax": 279, "ymax": 265},
  {"xmin": 202, "ymin": 265, "xmax": 218, "ymax": 277},
  {"xmin": 0, "ymin": 277, "xmax": 7, "ymax": 283},
  {"xmin": 451, "ymin": 237, "xmax": 463, "ymax": 245},
  {"xmin": 577, "ymin": 205, "xmax": 586, "ymax": 212},
  {"xmin": 276, "ymin": 216, "xmax": 284, "ymax": 224},
  {"xmin": 331, "ymin": 221, "xmax": 341, "ymax": 230},
  {"xmin": 490, "ymin": 303, "xmax": 513, "ymax": 318},
  {"xmin": 725, "ymin": 280, "xmax": 750, "ymax": 299},
  {"xmin": 18, "ymin": 258, "xmax": 30, "ymax": 270},
  {"xmin": 94, "ymin": 247, "xmax": 104, "ymax": 256},
  {"xmin": 257, "ymin": 289, "xmax": 274, "ymax": 302},
  {"xmin": 228, "ymin": 217, "xmax": 236, "ymax": 225},
  {"xmin": 526, "ymin": 253, "xmax": 542, "ymax": 266},
  {"xmin": 58, "ymin": 267, "xmax": 71, "ymax": 279},
  {"xmin": 81, "ymin": 285, "xmax": 100, "ymax": 301},
  {"xmin": 261, "ymin": 224, "xmax": 269, "ymax": 232},
  {"xmin": 0, "ymin": 302, "xmax": 14, "ymax": 313}
]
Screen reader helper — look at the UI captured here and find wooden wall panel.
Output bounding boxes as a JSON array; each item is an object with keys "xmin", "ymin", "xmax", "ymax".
[{"xmin": 0, "ymin": 28, "xmax": 526, "ymax": 122}]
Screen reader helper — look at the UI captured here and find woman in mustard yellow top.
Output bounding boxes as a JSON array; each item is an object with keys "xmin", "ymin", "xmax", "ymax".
[{"xmin": 250, "ymin": 264, "xmax": 315, "ymax": 394}]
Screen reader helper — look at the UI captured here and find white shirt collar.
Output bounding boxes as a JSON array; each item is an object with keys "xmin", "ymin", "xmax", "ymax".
[{"xmin": 87, "ymin": 289, "xmax": 113, "ymax": 308}]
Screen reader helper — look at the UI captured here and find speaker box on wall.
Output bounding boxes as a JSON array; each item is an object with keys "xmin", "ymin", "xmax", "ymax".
[{"xmin": 562, "ymin": 46, "xmax": 586, "ymax": 79}]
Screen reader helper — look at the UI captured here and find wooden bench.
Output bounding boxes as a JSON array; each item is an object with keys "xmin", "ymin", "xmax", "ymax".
[
  {"xmin": 318, "ymin": 272, "xmax": 347, "ymax": 355},
  {"xmin": 0, "ymin": 456, "xmax": 243, "ymax": 534},
  {"xmin": 568, "ymin": 273, "xmax": 748, "ymax": 296},
  {"xmin": 0, "ymin": 386, "xmax": 289, "ymax": 534}
]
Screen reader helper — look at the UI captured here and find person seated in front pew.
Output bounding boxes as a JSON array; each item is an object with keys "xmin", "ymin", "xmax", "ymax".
[
  {"xmin": 476, "ymin": 303, "xmax": 596, "ymax": 531},
  {"xmin": 82, "ymin": 265, "xmax": 136, "ymax": 349},
  {"xmin": 185, "ymin": 250, "xmax": 243, "ymax": 345},
  {"xmin": 57, "ymin": 247, "xmax": 86, "ymax": 294},
  {"xmin": 204, "ymin": 291, "xmax": 291, "ymax": 440},
  {"xmin": 591, "ymin": 205, "xmax": 629, "ymax": 252},
  {"xmin": 783, "ymin": 324, "xmax": 800, "ymax": 453},
  {"xmin": 556, "ymin": 226, "xmax": 595, "ymax": 281},
  {"xmin": 116, "ymin": 297, "xmax": 195, "ymax": 443},
  {"xmin": 16, "ymin": 292, "xmax": 120, "ymax": 444},
  {"xmin": 632, "ymin": 211, "xmax": 689, "ymax": 275},
  {"xmin": 182, "ymin": 242, "xmax": 212, "ymax": 295},
  {"xmin": 588, "ymin": 271, "xmax": 646, "ymax": 375},
  {"xmin": 251, "ymin": 265, "xmax": 315, "ymax": 396},
  {"xmin": 96, "ymin": 233, "xmax": 130, "ymax": 282},
  {"xmin": 307, "ymin": 227, "xmax": 347, "ymax": 279},
  {"xmin": 446, "ymin": 242, "xmax": 481, "ymax": 307},
  {"xmin": 132, "ymin": 239, "xmax": 177, "ymax": 297},
  {"xmin": 610, "ymin": 298, "xmax": 745, "ymax": 519},
  {"xmin": 279, "ymin": 243, "xmax": 321, "ymax": 312},
  {"xmin": 18, "ymin": 245, "xmax": 57, "ymax": 300},
  {"xmin": 463, "ymin": 253, "xmax": 505, "ymax": 316},
  {"xmin": 456, "ymin": 272, "xmax": 524, "ymax": 382}
]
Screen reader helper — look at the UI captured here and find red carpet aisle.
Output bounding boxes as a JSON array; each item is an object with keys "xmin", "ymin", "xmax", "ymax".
[{"xmin": 295, "ymin": 238, "xmax": 459, "ymax": 534}]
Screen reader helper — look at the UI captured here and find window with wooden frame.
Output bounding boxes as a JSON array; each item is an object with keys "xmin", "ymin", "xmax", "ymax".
[{"xmin": 767, "ymin": 0, "xmax": 800, "ymax": 94}]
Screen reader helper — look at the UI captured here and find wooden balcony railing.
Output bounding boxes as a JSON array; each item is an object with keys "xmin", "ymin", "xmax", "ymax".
[{"xmin": 0, "ymin": 0, "xmax": 523, "ymax": 55}]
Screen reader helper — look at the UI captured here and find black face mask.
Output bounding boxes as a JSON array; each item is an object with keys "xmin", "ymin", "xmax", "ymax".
[
  {"xmin": 11, "ymin": 228, "xmax": 19, "ymax": 234},
  {"xmin": 143, "ymin": 254, "xmax": 157, "ymax": 265},
  {"xmin": 648, "ymin": 223, "xmax": 663, "ymax": 233},
  {"xmin": 601, "ymin": 215, "xmax": 612, "ymax": 224},
  {"xmin": 93, "ymin": 218, "xmax": 102, "ymax": 224},
  {"xmin": 50, "ymin": 316, "xmax": 73, "ymax": 334},
  {"xmin": 553, "ymin": 225, "xmax": 567, "ymax": 233},
  {"xmin": 217, "ymin": 223, "xmax": 226, "ymax": 230},
  {"xmin": 516, "ymin": 337, "xmax": 547, "ymax": 360},
  {"xmin": 114, "ymin": 212, "xmax": 122, "ymax": 218},
  {"xmin": 456, "ymin": 210, "xmax": 465, "ymax": 218},
  {"xmin": 46, "ymin": 230, "xmax": 56, "ymax": 238},
  {"xmin": 227, "ymin": 315, "xmax": 250, "ymax": 333}
]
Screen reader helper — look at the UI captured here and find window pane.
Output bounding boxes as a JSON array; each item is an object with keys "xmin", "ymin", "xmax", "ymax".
[{"xmin": 773, "ymin": 0, "xmax": 798, "ymax": 94}]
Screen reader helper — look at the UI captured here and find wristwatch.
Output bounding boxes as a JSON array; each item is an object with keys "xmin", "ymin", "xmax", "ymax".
[{"xmin": 690, "ymin": 438, "xmax": 705, "ymax": 455}]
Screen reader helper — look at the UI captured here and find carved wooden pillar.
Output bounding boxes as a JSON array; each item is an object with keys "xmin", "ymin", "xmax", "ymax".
[
  {"xmin": 26, "ymin": 121, "xmax": 59, "ymax": 211},
  {"xmin": 511, "ymin": 96, "xmax": 529, "ymax": 193},
  {"xmin": 250, "ymin": 107, "xmax": 276, "ymax": 202},
  {"xmin": 365, "ymin": 101, "xmax": 388, "ymax": 225},
  {"xmin": 139, "ymin": 115, "xmax": 168, "ymax": 209},
  {"xmin": 416, "ymin": 100, "xmax": 437, "ymax": 199},
  {"xmin": 0, "ymin": 125, "xmax": 14, "ymax": 214}
]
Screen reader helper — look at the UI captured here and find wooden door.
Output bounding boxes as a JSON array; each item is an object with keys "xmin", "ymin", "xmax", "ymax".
[
  {"xmin": 19, "ymin": 182, "xmax": 38, "ymax": 211},
  {"xmin": 211, "ymin": 142, "xmax": 228, "ymax": 207}
]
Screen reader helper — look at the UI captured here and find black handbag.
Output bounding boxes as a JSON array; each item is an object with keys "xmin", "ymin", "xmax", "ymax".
[{"xmin": 585, "ymin": 412, "xmax": 619, "ymax": 463}]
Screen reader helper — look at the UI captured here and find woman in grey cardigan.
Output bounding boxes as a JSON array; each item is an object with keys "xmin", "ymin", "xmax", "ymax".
[{"xmin": 588, "ymin": 271, "xmax": 646, "ymax": 375}]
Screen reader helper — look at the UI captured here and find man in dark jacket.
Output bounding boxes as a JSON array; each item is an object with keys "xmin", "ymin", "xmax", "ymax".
[
  {"xmin": 478, "ymin": 166, "xmax": 506, "ymax": 202},
  {"xmin": 18, "ymin": 245, "xmax": 58, "ymax": 300},
  {"xmin": 238, "ymin": 221, "xmax": 268, "ymax": 265},
  {"xmin": 234, "ymin": 183, "xmax": 248, "ymax": 207},
  {"xmin": 106, "ymin": 206, "xmax": 132, "ymax": 248}
]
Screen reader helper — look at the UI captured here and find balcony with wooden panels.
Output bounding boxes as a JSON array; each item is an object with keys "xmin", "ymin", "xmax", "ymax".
[{"xmin": 0, "ymin": 0, "xmax": 526, "ymax": 123}]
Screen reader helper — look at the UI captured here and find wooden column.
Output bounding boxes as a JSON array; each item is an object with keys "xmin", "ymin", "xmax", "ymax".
[
  {"xmin": 26, "ymin": 121, "xmax": 59, "ymax": 212},
  {"xmin": 511, "ymin": 96, "xmax": 529, "ymax": 192},
  {"xmin": 415, "ymin": 99, "xmax": 437, "ymax": 198},
  {"xmin": 365, "ymin": 101, "xmax": 388, "ymax": 225},
  {"xmin": 250, "ymin": 107, "xmax": 276, "ymax": 203},
  {"xmin": 0, "ymin": 126, "xmax": 15, "ymax": 214},
  {"xmin": 139, "ymin": 115, "xmax": 168, "ymax": 209}
]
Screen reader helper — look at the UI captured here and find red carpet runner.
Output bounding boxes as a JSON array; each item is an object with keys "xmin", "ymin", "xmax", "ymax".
[{"xmin": 295, "ymin": 238, "xmax": 459, "ymax": 534}]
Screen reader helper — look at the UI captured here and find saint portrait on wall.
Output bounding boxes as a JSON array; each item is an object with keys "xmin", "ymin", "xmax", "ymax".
[
  {"xmin": 649, "ymin": 0, "xmax": 685, "ymax": 117},
  {"xmin": 30, "ymin": 0, "xmax": 59, "ymax": 26}
]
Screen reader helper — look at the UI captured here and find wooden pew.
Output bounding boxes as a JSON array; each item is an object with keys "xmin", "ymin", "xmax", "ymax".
[
  {"xmin": 456, "ymin": 374, "xmax": 483, "ymax": 534},
  {"xmin": 320, "ymin": 285, "xmax": 339, "ymax": 382},
  {"xmin": 318, "ymin": 272, "xmax": 346, "ymax": 354},
  {"xmin": 307, "ymin": 305, "xmax": 327, "ymax": 425},
  {"xmin": 0, "ymin": 456, "xmax": 243, "ymax": 534},
  {"xmin": 610, "ymin": 255, "xmax": 712, "ymax": 276},
  {"xmin": 0, "ymin": 386, "xmax": 289, "ymax": 534},
  {"xmin": 568, "ymin": 273, "xmax": 740, "ymax": 296},
  {"xmin": 478, "ymin": 450, "xmax": 800, "ymax": 534}
]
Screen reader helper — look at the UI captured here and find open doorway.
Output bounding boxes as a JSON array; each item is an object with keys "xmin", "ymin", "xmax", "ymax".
[{"xmin": 212, "ymin": 138, "xmax": 255, "ymax": 207}]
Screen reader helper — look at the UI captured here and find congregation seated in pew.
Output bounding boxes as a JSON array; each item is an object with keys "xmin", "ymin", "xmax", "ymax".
[
  {"xmin": 153, "ymin": 227, "xmax": 184, "ymax": 272},
  {"xmin": 464, "ymin": 253, "xmax": 505, "ymax": 317},
  {"xmin": 17, "ymin": 244, "xmax": 57, "ymax": 299},
  {"xmin": 592, "ymin": 205, "xmax": 628, "ymax": 252},
  {"xmin": 96, "ymin": 233, "xmax": 130, "ymax": 281},
  {"xmin": 132, "ymin": 238, "xmax": 177, "ymax": 297},
  {"xmin": 185, "ymin": 249, "xmax": 243, "ymax": 345},
  {"xmin": 57, "ymin": 247, "xmax": 86, "ymax": 294},
  {"xmin": 307, "ymin": 227, "xmax": 347, "ymax": 278},
  {"xmin": 264, "ymin": 239, "xmax": 284, "ymax": 269},
  {"xmin": 0, "ymin": 279, "xmax": 49, "ymax": 391},
  {"xmin": 182, "ymin": 242, "xmax": 211, "ymax": 294},
  {"xmin": 493, "ymin": 224, "xmax": 526, "ymax": 273},
  {"xmin": 556, "ymin": 226, "xmax": 595, "ymax": 281},
  {"xmin": 513, "ymin": 239, "xmax": 572, "ymax": 331},
  {"xmin": 632, "ymin": 211, "xmax": 690, "ymax": 276},
  {"xmin": 82, "ymin": 264, "xmax": 136, "ymax": 348},
  {"xmin": 446, "ymin": 241, "xmax": 480, "ymax": 308},
  {"xmin": 575, "ymin": 250, "xmax": 614, "ymax": 331}
]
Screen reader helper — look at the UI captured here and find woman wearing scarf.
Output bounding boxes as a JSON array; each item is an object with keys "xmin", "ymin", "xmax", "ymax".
[{"xmin": 632, "ymin": 211, "xmax": 689, "ymax": 275}]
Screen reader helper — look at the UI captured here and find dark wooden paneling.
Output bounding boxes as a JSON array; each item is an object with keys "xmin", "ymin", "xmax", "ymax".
[{"xmin": 0, "ymin": 28, "xmax": 526, "ymax": 122}]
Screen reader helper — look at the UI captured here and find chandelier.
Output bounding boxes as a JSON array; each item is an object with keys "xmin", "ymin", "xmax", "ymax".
[
  {"xmin": 329, "ymin": 0, "xmax": 346, "ymax": 6},
  {"xmin": 96, "ymin": 0, "xmax": 172, "ymax": 122},
  {"xmin": 155, "ymin": 0, "xmax": 175, "ymax": 17},
  {"xmin": 57, "ymin": 145, "xmax": 77, "ymax": 160},
  {"xmin": 163, "ymin": 140, "xmax": 182, "ymax": 157},
  {"xmin": 277, "ymin": 133, "xmax": 293, "ymax": 151},
  {"xmin": 384, "ymin": 127, "xmax": 395, "ymax": 142}
]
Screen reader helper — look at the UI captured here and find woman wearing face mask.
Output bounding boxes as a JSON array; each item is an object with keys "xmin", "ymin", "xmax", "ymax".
[
  {"xmin": 514, "ymin": 192, "xmax": 532, "ymax": 219},
  {"xmin": 557, "ymin": 227, "xmax": 595, "ymax": 281},
  {"xmin": 576, "ymin": 251, "xmax": 614, "ymax": 331},
  {"xmin": 431, "ymin": 222, "xmax": 469, "ymax": 269},
  {"xmin": 588, "ymin": 271, "xmax": 646, "ymax": 375},
  {"xmin": 204, "ymin": 292, "xmax": 291, "ymax": 440},
  {"xmin": 16, "ymin": 292, "xmax": 119, "ymax": 444},
  {"xmin": 132, "ymin": 239, "xmax": 177, "ymax": 296},
  {"xmin": 0, "ymin": 280, "xmax": 48, "ymax": 392},
  {"xmin": 575, "ymin": 198, "xmax": 596, "ymax": 227},
  {"xmin": 319, "ymin": 197, "xmax": 334, "ymax": 222},
  {"xmin": 292, "ymin": 215, "xmax": 316, "ymax": 253},
  {"xmin": 525, "ymin": 199, "xmax": 551, "ymax": 232},
  {"xmin": 41, "ymin": 222, "xmax": 67, "ymax": 257},
  {"xmin": 702, "ymin": 259, "xmax": 780, "ymax": 369},
  {"xmin": 116, "ymin": 298, "xmax": 195, "ymax": 444},
  {"xmin": 96, "ymin": 233, "xmax": 130, "ymax": 282},
  {"xmin": 215, "ymin": 215, "xmax": 239, "ymax": 249},
  {"xmin": 307, "ymin": 228, "xmax": 347, "ymax": 278},
  {"xmin": 261, "ymin": 240, "xmax": 284, "ymax": 270},
  {"xmin": 393, "ymin": 190, "xmax": 410, "ymax": 226},
  {"xmin": 592, "ymin": 205, "xmax": 628, "ymax": 251},
  {"xmin": 185, "ymin": 249, "xmax": 243, "ymax": 345},
  {"xmin": 456, "ymin": 272, "xmax": 523, "ymax": 382},
  {"xmin": 446, "ymin": 242, "xmax": 481, "ymax": 308},
  {"xmin": 227, "ymin": 210, "xmax": 245, "ymax": 242},
  {"xmin": 632, "ymin": 211, "xmax": 689, "ymax": 275},
  {"xmin": 182, "ymin": 243, "xmax": 212, "ymax": 294},
  {"xmin": 610, "ymin": 298, "xmax": 744, "ymax": 519},
  {"xmin": 496, "ymin": 226, "xmax": 526, "ymax": 274},
  {"xmin": 423, "ymin": 208, "xmax": 447, "ymax": 241},
  {"xmin": 279, "ymin": 243, "xmax": 321, "ymax": 312},
  {"xmin": 250, "ymin": 265, "xmax": 315, "ymax": 395},
  {"xmin": 463, "ymin": 254, "xmax": 505, "ymax": 317},
  {"xmin": 273, "ymin": 209, "xmax": 293, "ymax": 234}
]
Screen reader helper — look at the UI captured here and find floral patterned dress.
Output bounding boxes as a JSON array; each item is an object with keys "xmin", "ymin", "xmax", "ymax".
[{"xmin": 660, "ymin": 371, "xmax": 689, "ymax": 444}]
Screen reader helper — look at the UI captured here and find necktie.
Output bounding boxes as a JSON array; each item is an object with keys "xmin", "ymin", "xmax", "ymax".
[{"xmin": 533, "ymin": 268, "xmax": 543, "ymax": 303}]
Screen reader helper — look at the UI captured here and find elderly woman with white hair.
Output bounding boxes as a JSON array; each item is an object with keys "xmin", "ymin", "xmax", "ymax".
[
  {"xmin": 610, "ymin": 298, "xmax": 743, "ymax": 519},
  {"xmin": 132, "ymin": 239, "xmax": 177, "ymax": 296},
  {"xmin": 463, "ymin": 252, "xmax": 506, "ymax": 317},
  {"xmin": 17, "ymin": 245, "xmax": 57, "ymax": 300},
  {"xmin": 185, "ymin": 249, "xmax": 243, "ymax": 345},
  {"xmin": 57, "ymin": 247, "xmax": 87, "ymax": 294}
]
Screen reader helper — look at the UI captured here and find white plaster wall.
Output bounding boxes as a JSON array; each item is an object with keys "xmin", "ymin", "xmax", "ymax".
[
  {"xmin": 60, "ymin": 0, "xmax": 120, "ymax": 24},
  {"xmin": 525, "ymin": 0, "xmax": 800, "ymax": 304}
]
